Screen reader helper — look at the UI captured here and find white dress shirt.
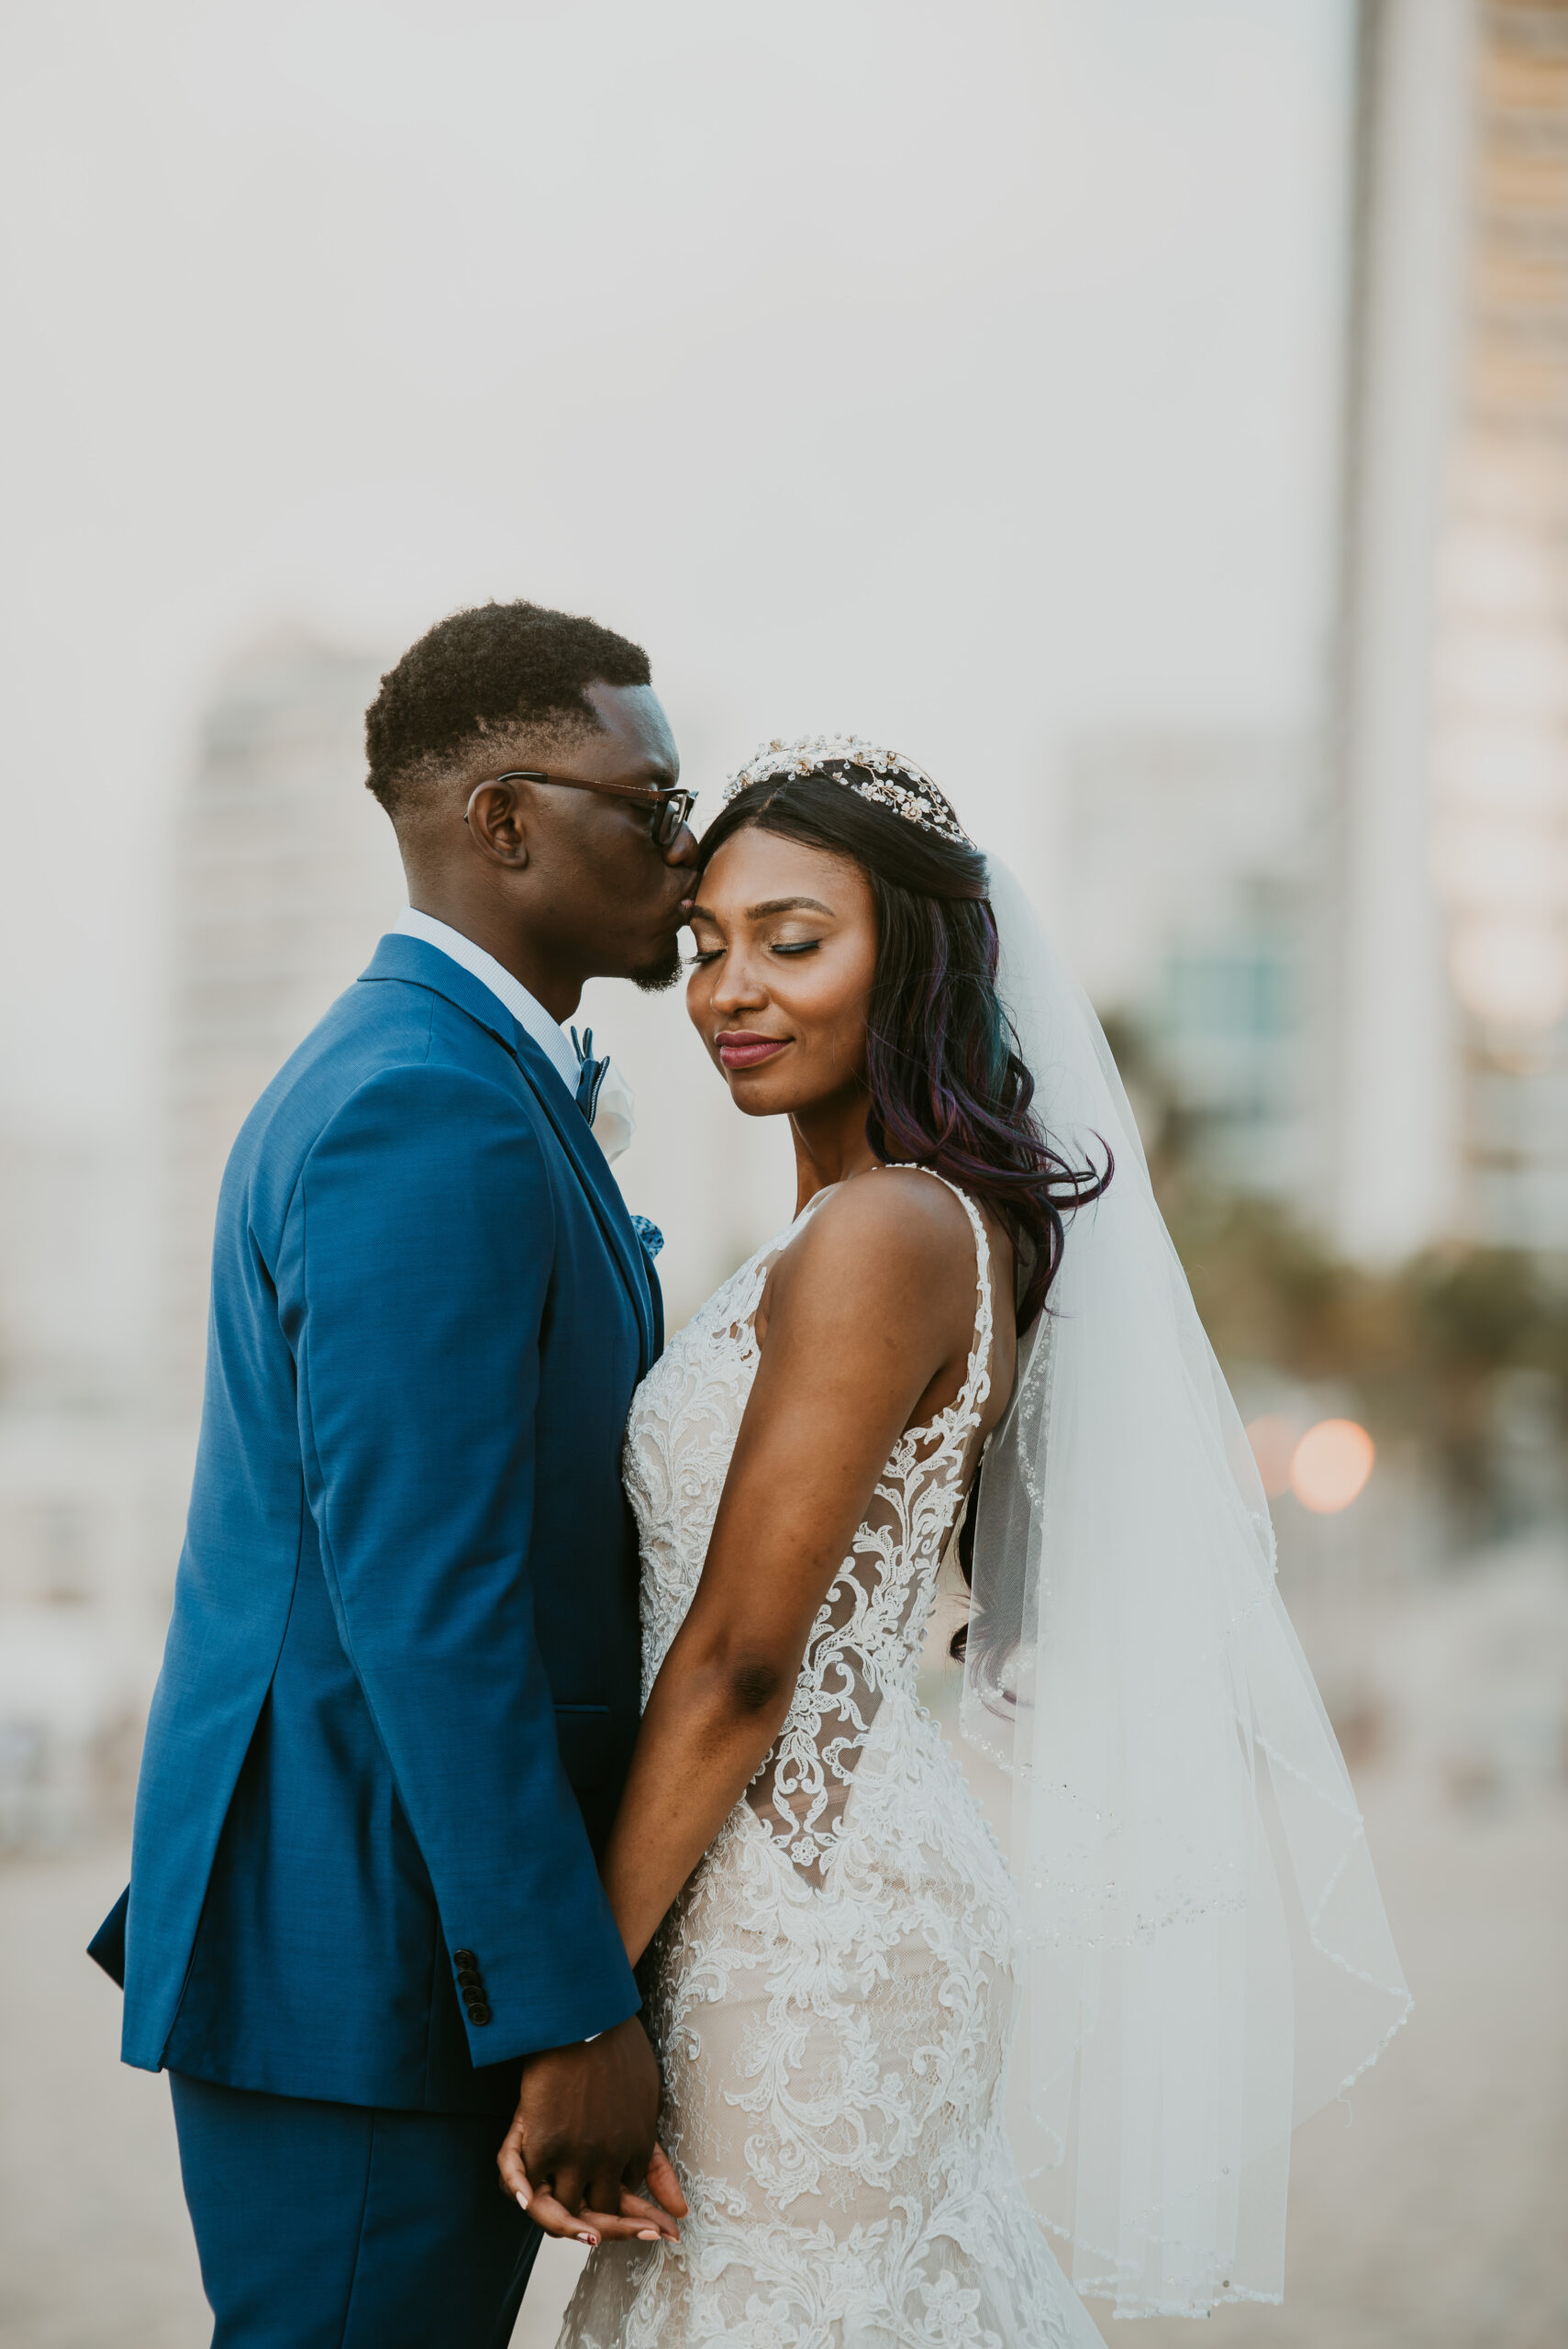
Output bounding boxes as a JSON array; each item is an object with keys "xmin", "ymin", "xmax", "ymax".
[{"xmin": 393, "ymin": 907, "xmax": 580, "ymax": 1097}]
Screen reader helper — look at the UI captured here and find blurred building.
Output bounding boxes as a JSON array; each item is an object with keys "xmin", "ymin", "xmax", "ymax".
[
  {"xmin": 1061, "ymin": 731, "xmax": 1329, "ymax": 1209},
  {"xmin": 0, "ymin": 1121, "xmax": 182, "ymax": 1849},
  {"xmin": 1436, "ymin": 0, "xmax": 1568, "ymax": 1249},
  {"xmin": 163, "ymin": 631, "xmax": 404, "ymax": 1411},
  {"xmin": 1336, "ymin": 0, "xmax": 1568, "ymax": 1260},
  {"xmin": 0, "ymin": 1410, "xmax": 189, "ymax": 1851},
  {"xmin": 0, "ymin": 1125, "xmax": 128, "ymax": 1410},
  {"xmin": 1064, "ymin": 4, "xmax": 1568, "ymax": 1266},
  {"xmin": 0, "ymin": 632, "xmax": 404, "ymax": 1847}
]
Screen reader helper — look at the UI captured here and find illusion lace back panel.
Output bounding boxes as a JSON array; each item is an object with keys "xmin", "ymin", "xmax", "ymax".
[{"xmin": 559, "ymin": 1174, "xmax": 1101, "ymax": 2349}]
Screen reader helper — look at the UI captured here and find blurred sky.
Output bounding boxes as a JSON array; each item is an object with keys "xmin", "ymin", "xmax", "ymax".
[{"xmin": 0, "ymin": 0, "xmax": 1352, "ymax": 1133}]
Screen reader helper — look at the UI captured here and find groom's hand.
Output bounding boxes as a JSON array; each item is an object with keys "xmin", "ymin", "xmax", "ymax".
[{"xmin": 496, "ymin": 2015, "xmax": 684, "ymax": 2242}]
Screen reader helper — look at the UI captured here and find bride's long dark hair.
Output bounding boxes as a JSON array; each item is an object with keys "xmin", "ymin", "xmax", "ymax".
[{"xmin": 696, "ymin": 763, "xmax": 1111, "ymax": 1338}]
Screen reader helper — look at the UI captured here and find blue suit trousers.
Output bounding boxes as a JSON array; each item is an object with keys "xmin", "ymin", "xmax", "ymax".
[{"xmin": 169, "ymin": 2073, "xmax": 540, "ymax": 2347}]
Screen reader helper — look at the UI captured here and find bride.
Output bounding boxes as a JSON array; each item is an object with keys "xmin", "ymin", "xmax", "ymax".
[{"xmin": 502, "ymin": 740, "xmax": 1410, "ymax": 2344}]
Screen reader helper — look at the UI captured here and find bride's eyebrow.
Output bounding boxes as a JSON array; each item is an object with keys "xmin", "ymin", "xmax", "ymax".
[{"xmin": 684, "ymin": 895, "xmax": 835, "ymax": 926}]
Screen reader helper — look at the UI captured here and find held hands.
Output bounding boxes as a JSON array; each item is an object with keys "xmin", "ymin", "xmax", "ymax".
[{"xmin": 496, "ymin": 2015, "xmax": 688, "ymax": 2247}]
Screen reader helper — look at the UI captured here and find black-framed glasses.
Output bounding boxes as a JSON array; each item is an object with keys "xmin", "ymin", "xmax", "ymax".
[{"xmin": 492, "ymin": 768, "xmax": 697, "ymax": 850}]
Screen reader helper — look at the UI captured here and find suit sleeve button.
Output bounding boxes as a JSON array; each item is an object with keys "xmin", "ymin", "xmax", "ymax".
[
  {"xmin": 452, "ymin": 1949, "xmax": 478, "ymax": 1970},
  {"xmin": 466, "ymin": 2002, "xmax": 493, "ymax": 2026}
]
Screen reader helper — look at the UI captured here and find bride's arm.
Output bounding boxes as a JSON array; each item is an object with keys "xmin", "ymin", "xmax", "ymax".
[{"xmin": 600, "ymin": 1169, "xmax": 979, "ymax": 1967}]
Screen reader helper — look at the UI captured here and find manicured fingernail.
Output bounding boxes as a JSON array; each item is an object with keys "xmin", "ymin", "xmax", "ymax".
[
  {"xmin": 577, "ymin": 2231, "xmax": 599, "ymax": 2247},
  {"xmin": 637, "ymin": 2229, "xmax": 660, "ymax": 2241},
  {"xmin": 515, "ymin": 2188, "xmax": 529, "ymax": 2210}
]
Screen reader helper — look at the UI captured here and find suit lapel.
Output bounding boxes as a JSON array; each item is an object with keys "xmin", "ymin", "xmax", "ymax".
[
  {"xmin": 506, "ymin": 1024, "xmax": 659, "ymax": 1376},
  {"xmin": 360, "ymin": 935, "xmax": 658, "ymax": 1375}
]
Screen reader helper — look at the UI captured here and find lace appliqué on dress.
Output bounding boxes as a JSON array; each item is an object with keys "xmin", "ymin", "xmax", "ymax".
[
  {"xmin": 741, "ymin": 1195, "xmax": 994, "ymax": 1882},
  {"xmin": 561, "ymin": 1174, "xmax": 1102, "ymax": 2349}
]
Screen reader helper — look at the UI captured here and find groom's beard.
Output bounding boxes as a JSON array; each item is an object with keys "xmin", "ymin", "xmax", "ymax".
[{"xmin": 631, "ymin": 938, "xmax": 684, "ymax": 993}]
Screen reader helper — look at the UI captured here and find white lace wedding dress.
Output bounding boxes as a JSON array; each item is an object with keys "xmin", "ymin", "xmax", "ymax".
[{"xmin": 559, "ymin": 1174, "xmax": 1102, "ymax": 2349}]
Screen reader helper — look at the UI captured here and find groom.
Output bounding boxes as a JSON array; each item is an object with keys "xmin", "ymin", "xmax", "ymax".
[{"xmin": 90, "ymin": 600, "xmax": 696, "ymax": 2344}]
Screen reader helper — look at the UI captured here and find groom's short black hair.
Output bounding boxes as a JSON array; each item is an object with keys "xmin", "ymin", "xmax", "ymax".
[{"xmin": 365, "ymin": 599, "xmax": 652, "ymax": 817}]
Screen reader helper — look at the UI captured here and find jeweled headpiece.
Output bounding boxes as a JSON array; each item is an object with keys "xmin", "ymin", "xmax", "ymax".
[{"xmin": 722, "ymin": 735, "xmax": 973, "ymax": 847}]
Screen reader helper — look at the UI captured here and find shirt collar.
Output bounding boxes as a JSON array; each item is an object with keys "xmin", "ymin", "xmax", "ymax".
[{"xmin": 392, "ymin": 907, "xmax": 580, "ymax": 1096}]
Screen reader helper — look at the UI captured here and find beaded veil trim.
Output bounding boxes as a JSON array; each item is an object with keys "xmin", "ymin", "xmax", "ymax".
[{"xmin": 723, "ymin": 735, "xmax": 973, "ymax": 846}]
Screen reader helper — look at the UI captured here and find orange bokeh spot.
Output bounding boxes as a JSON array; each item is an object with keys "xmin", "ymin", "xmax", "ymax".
[
  {"xmin": 1245, "ymin": 1414, "xmax": 1301, "ymax": 1499},
  {"xmin": 1289, "ymin": 1419, "xmax": 1374, "ymax": 1514}
]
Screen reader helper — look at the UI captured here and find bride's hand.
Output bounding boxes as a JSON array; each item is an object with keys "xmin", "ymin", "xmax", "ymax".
[{"xmin": 497, "ymin": 2134, "xmax": 687, "ymax": 2247}]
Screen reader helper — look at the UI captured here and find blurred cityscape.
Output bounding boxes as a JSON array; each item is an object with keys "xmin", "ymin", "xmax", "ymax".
[
  {"xmin": 5, "ymin": 0, "xmax": 1562, "ymax": 1857},
  {"xmin": 1, "ymin": 5, "xmax": 1565, "ymax": 2347},
  {"xmin": 1061, "ymin": 0, "xmax": 1568, "ymax": 1810}
]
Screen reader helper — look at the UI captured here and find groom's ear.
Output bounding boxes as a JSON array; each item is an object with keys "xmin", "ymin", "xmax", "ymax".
[{"xmin": 462, "ymin": 777, "xmax": 533, "ymax": 869}]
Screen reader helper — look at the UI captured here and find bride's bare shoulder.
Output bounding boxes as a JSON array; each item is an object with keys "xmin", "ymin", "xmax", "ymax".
[
  {"xmin": 760, "ymin": 1168, "xmax": 980, "ymax": 1344},
  {"xmin": 807, "ymin": 1165, "xmax": 976, "ymax": 1252}
]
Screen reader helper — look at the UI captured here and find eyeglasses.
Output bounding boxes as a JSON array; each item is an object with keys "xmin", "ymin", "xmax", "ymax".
[{"xmin": 490, "ymin": 768, "xmax": 697, "ymax": 851}]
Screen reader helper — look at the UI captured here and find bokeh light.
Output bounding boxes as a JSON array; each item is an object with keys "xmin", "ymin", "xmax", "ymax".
[
  {"xmin": 1290, "ymin": 1418, "xmax": 1375, "ymax": 1515},
  {"xmin": 1245, "ymin": 1413, "xmax": 1302, "ymax": 1499},
  {"xmin": 1449, "ymin": 914, "xmax": 1568, "ymax": 1031}
]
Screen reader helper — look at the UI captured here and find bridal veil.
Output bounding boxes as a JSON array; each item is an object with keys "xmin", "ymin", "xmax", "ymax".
[{"xmin": 963, "ymin": 859, "xmax": 1411, "ymax": 2318}]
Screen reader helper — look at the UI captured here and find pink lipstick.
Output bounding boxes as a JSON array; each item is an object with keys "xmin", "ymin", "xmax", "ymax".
[{"xmin": 716, "ymin": 1031, "xmax": 789, "ymax": 1072}]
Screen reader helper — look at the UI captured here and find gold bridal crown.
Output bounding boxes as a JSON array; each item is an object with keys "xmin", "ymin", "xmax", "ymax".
[{"xmin": 722, "ymin": 735, "xmax": 973, "ymax": 846}]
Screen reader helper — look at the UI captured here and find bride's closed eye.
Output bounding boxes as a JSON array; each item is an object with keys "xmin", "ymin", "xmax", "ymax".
[{"xmin": 686, "ymin": 938, "xmax": 823, "ymax": 965}]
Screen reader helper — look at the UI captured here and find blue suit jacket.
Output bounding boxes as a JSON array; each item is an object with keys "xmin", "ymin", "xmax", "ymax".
[{"xmin": 91, "ymin": 936, "xmax": 659, "ymax": 2113}]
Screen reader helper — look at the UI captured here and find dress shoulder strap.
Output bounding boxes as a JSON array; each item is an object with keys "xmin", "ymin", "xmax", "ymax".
[{"xmin": 892, "ymin": 1166, "xmax": 995, "ymax": 1424}]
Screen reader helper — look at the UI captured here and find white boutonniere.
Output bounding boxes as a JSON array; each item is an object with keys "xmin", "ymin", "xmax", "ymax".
[{"xmin": 590, "ymin": 1056, "xmax": 637, "ymax": 1165}]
